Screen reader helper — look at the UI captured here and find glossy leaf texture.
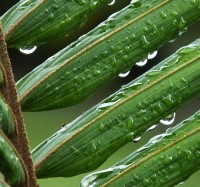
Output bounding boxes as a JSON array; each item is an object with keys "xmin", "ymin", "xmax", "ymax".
[
  {"xmin": 81, "ymin": 110, "xmax": 200, "ymax": 187},
  {"xmin": 1, "ymin": 0, "xmax": 111, "ymax": 48},
  {"xmin": 0, "ymin": 130, "xmax": 25, "ymax": 186},
  {"xmin": 17, "ymin": 0, "xmax": 200, "ymax": 111},
  {"xmin": 32, "ymin": 38, "xmax": 200, "ymax": 178},
  {"xmin": 0, "ymin": 95, "xmax": 16, "ymax": 136}
]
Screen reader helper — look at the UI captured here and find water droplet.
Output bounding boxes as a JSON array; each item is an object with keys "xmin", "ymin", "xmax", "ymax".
[
  {"xmin": 143, "ymin": 178, "xmax": 150, "ymax": 186},
  {"xmin": 97, "ymin": 100, "xmax": 120, "ymax": 111},
  {"xmin": 119, "ymin": 71, "xmax": 130, "ymax": 78},
  {"xmin": 75, "ymin": 0, "xmax": 86, "ymax": 5},
  {"xmin": 160, "ymin": 11, "xmax": 167, "ymax": 19},
  {"xmin": 48, "ymin": 13, "xmax": 54, "ymax": 20},
  {"xmin": 147, "ymin": 125, "xmax": 157, "ymax": 131},
  {"xmin": 108, "ymin": 0, "xmax": 115, "ymax": 6},
  {"xmin": 19, "ymin": 46, "xmax": 37, "ymax": 54},
  {"xmin": 160, "ymin": 113, "xmax": 176, "ymax": 125},
  {"xmin": 148, "ymin": 51, "xmax": 158, "ymax": 59},
  {"xmin": 164, "ymin": 156, "xmax": 173, "ymax": 164},
  {"xmin": 127, "ymin": 116, "xmax": 134, "ymax": 130},
  {"xmin": 136, "ymin": 59, "xmax": 148, "ymax": 67},
  {"xmin": 99, "ymin": 123, "xmax": 105, "ymax": 131},
  {"xmin": 132, "ymin": 0, "xmax": 142, "ymax": 8},
  {"xmin": 133, "ymin": 136, "xmax": 141, "ymax": 143},
  {"xmin": 171, "ymin": 11, "xmax": 178, "ymax": 17},
  {"xmin": 178, "ymin": 182, "xmax": 184, "ymax": 186}
]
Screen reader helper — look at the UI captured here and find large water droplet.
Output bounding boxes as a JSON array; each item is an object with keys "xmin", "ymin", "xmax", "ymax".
[
  {"xmin": 160, "ymin": 113, "xmax": 176, "ymax": 125},
  {"xmin": 136, "ymin": 59, "xmax": 148, "ymax": 67},
  {"xmin": 119, "ymin": 71, "xmax": 130, "ymax": 78},
  {"xmin": 19, "ymin": 46, "xmax": 37, "ymax": 54},
  {"xmin": 148, "ymin": 51, "xmax": 158, "ymax": 59},
  {"xmin": 108, "ymin": 0, "xmax": 115, "ymax": 6}
]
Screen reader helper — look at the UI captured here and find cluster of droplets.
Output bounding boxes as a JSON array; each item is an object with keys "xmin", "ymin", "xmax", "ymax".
[{"xmin": 135, "ymin": 51, "xmax": 158, "ymax": 67}]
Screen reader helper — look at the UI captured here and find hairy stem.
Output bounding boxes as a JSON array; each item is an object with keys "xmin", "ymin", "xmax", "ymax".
[{"xmin": 0, "ymin": 26, "xmax": 38, "ymax": 187}]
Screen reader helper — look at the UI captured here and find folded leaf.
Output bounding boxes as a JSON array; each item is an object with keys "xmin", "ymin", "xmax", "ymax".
[
  {"xmin": 0, "ymin": 130, "xmax": 25, "ymax": 186},
  {"xmin": 17, "ymin": 0, "xmax": 200, "ymax": 111},
  {"xmin": 81, "ymin": 110, "xmax": 200, "ymax": 187},
  {"xmin": 32, "ymin": 38, "xmax": 200, "ymax": 178},
  {"xmin": 0, "ymin": 95, "xmax": 16, "ymax": 135},
  {"xmin": 1, "ymin": 0, "xmax": 110, "ymax": 48}
]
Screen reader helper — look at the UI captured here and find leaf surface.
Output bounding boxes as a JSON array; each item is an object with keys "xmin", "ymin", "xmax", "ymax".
[
  {"xmin": 32, "ymin": 38, "xmax": 200, "ymax": 178},
  {"xmin": 0, "ymin": 95, "xmax": 16, "ymax": 136},
  {"xmin": 17, "ymin": 0, "xmax": 200, "ymax": 111},
  {"xmin": 0, "ymin": 130, "xmax": 25, "ymax": 186},
  {"xmin": 1, "ymin": 0, "xmax": 110, "ymax": 48},
  {"xmin": 81, "ymin": 110, "xmax": 200, "ymax": 187}
]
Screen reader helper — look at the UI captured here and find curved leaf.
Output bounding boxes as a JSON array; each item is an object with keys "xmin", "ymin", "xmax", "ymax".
[
  {"xmin": 1, "ymin": 0, "xmax": 111, "ymax": 48},
  {"xmin": 32, "ymin": 38, "xmax": 200, "ymax": 178},
  {"xmin": 0, "ymin": 173, "xmax": 11, "ymax": 187},
  {"xmin": 0, "ymin": 130, "xmax": 25, "ymax": 186},
  {"xmin": 81, "ymin": 110, "xmax": 200, "ymax": 186},
  {"xmin": 0, "ymin": 95, "xmax": 16, "ymax": 136},
  {"xmin": 17, "ymin": 0, "xmax": 200, "ymax": 111}
]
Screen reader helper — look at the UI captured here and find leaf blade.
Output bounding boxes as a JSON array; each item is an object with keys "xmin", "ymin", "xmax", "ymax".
[
  {"xmin": 0, "ymin": 95, "xmax": 16, "ymax": 136},
  {"xmin": 32, "ymin": 38, "xmax": 200, "ymax": 178},
  {"xmin": 17, "ymin": 0, "xmax": 200, "ymax": 111},
  {"xmin": 81, "ymin": 110, "xmax": 200, "ymax": 186},
  {"xmin": 0, "ymin": 130, "xmax": 25, "ymax": 186},
  {"xmin": 1, "ymin": 0, "xmax": 110, "ymax": 48}
]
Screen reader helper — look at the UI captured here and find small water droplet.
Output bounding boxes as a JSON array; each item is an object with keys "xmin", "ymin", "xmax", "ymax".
[
  {"xmin": 19, "ymin": 46, "xmax": 37, "ymax": 54},
  {"xmin": 133, "ymin": 136, "xmax": 141, "ymax": 143},
  {"xmin": 136, "ymin": 59, "xmax": 148, "ymax": 67},
  {"xmin": 178, "ymin": 182, "xmax": 184, "ymax": 186},
  {"xmin": 119, "ymin": 71, "xmax": 130, "ymax": 78},
  {"xmin": 99, "ymin": 123, "xmax": 105, "ymax": 131},
  {"xmin": 160, "ymin": 11, "xmax": 167, "ymax": 19},
  {"xmin": 160, "ymin": 113, "xmax": 176, "ymax": 125},
  {"xmin": 147, "ymin": 125, "xmax": 157, "ymax": 131},
  {"xmin": 148, "ymin": 51, "xmax": 158, "ymax": 59}
]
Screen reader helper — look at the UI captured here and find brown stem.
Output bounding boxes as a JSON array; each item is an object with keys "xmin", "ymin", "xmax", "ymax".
[{"xmin": 0, "ymin": 27, "xmax": 38, "ymax": 187}]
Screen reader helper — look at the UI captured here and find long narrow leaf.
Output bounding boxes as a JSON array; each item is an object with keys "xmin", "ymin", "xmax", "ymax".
[
  {"xmin": 1, "ymin": 0, "xmax": 111, "ymax": 48},
  {"xmin": 81, "ymin": 110, "xmax": 200, "ymax": 187},
  {"xmin": 32, "ymin": 38, "xmax": 200, "ymax": 178},
  {"xmin": 0, "ymin": 95, "xmax": 16, "ymax": 136},
  {"xmin": 0, "ymin": 130, "xmax": 25, "ymax": 186},
  {"xmin": 17, "ymin": 0, "xmax": 200, "ymax": 111}
]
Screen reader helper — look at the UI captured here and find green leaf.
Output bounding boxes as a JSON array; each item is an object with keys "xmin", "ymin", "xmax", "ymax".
[
  {"xmin": 1, "ymin": 0, "xmax": 110, "ymax": 48},
  {"xmin": 32, "ymin": 38, "xmax": 200, "ymax": 178},
  {"xmin": 16, "ymin": 0, "xmax": 200, "ymax": 111},
  {"xmin": 0, "ymin": 95, "xmax": 16, "ymax": 136},
  {"xmin": 0, "ymin": 130, "xmax": 25, "ymax": 186},
  {"xmin": 0, "ymin": 173, "xmax": 11, "ymax": 187},
  {"xmin": 81, "ymin": 110, "xmax": 200, "ymax": 187}
]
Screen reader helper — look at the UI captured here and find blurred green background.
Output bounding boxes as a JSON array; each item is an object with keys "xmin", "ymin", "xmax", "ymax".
[{"xmin": 1, "ymin": 0, "xmax": 200, "ymax": 186}]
